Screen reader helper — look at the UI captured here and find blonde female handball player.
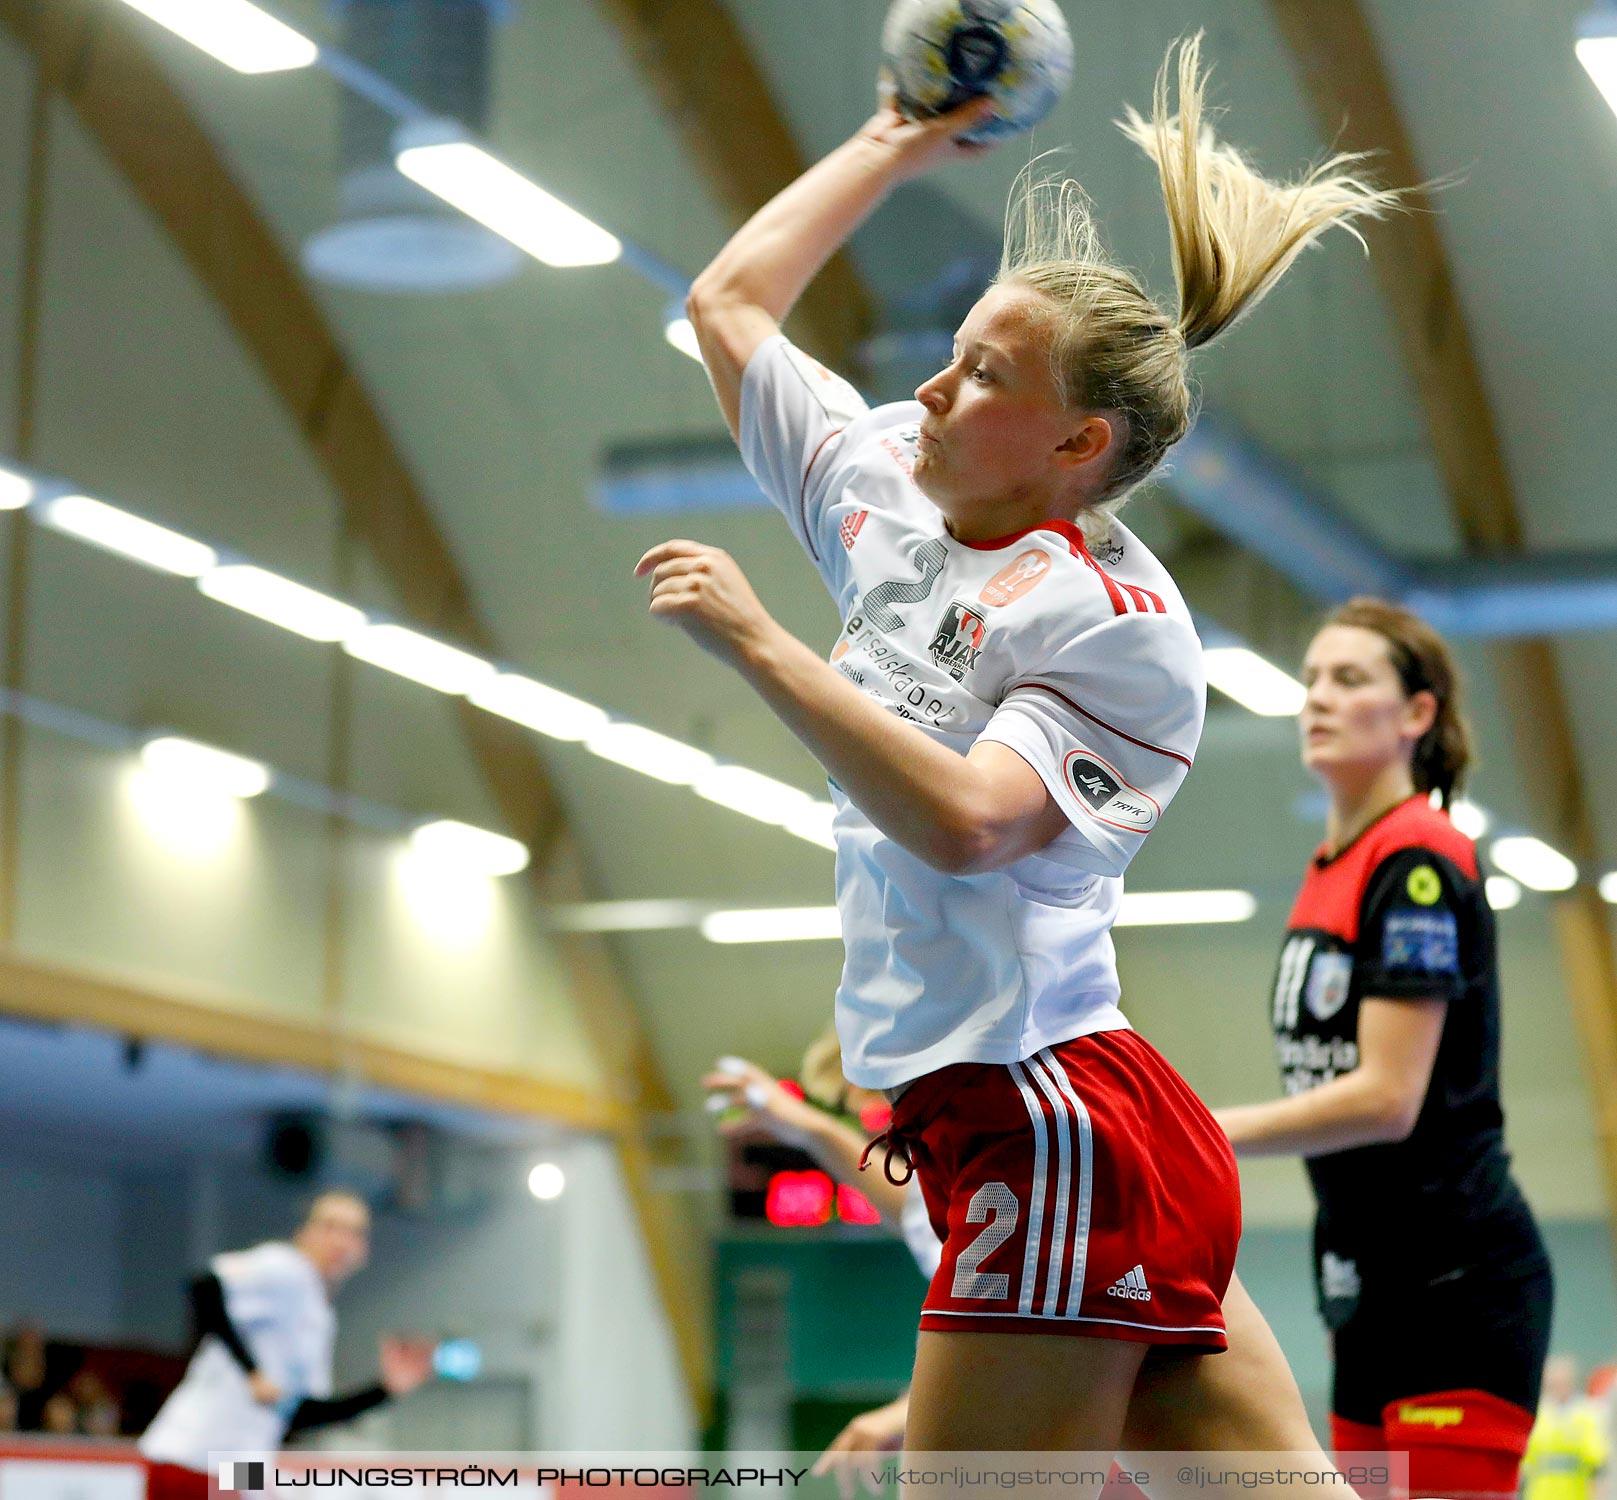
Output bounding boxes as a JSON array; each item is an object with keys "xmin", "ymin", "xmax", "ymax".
[{"xmin": 641, "ymin": 38, "xmax": 1401, "ymax": 1466}]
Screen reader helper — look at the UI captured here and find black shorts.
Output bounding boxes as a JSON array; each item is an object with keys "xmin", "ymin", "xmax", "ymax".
[{"xmin": 1331, "ymin": 1260, "xmax": 1554, "ymax": 1425}]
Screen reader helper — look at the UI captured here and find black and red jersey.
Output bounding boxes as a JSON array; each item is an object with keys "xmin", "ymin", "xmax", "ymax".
[{"xmin": 1270, "ymin": 795, "xmax": 1546, "ymax": 1324}]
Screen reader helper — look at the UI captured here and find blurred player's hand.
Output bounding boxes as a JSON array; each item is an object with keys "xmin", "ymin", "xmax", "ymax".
[
  {"xmin": 811, "ymin": 1393, "xmax": 909, "ymax": 1499},
  {"xmin": 248, "ymin": 1371, "xmax": 282, "ymax": 1406},
  {"xmin": 635, "ymin": 541, "xmax": 778, "ymax": 670},
  {"xmin": 379, "ymin": 1336, "xmax": 437, "ymax": 1396},
  {"xmin": 701, "ymin": 1057, "xmax": 824, "ymax": 1149}
]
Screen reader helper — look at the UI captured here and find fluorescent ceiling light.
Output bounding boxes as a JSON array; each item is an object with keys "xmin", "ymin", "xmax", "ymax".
[
  {"xmin": 343, "ymin": 623, "xmax": 493, "ymax": 695},
  {"xmin": 1448, "ymin": 799, "xmax": 1490, "ymax": 839},
  {"xmin": 1116, "ymin": 889, "xmax": 1257, "ymax": 926},
  {"xmin": 1599, "ymin": 872, "xmax": 1617, "ymax": 904},
  {"xmin": 701, "ymin": 906, "xmax": 843, "ymax": 944},
  {"xmin": 693, "ymin": 764, "xmax": 811, "ymax": 826},
  {"xmin": 199, "ymin": 565, "xmax": 365, "ymax": 642},
  {"xmin": 0, "ymin": 467, "xmax": 33, "ymax": 510},
  {"xmin": 1485, "ymin": 876, "xmax": 1522, "ymax": 911},
  {"xmin": 468, "ymin": 673, "xmax": 608, "ymax": 741},
  {"xmin": 141, "ymin": 735, "xmax": 270, "ymax": 798},
  {"xmin": 584, "ymin": 722, "xmax": 714, "ymax": 785},
  {"xmin": 115, "ymin": 0, "xmax": 317, "ymax": 73},
  {"xmin": 1490, "ymin": 835, "xmax": 1577, "ymax": 892},
  {"xmin": 394, "ymin": 135, "xmax": 620, "ymax": 268},
  {"xmin": 1577, "ymin": 29, "xmax": 1617, "ymax": 119},
  {"xmin": 784, "ymin": 800, "xmax": 837, "ymax": 851},
  {"xmin": 1203, "ymin": 646, "xmax": 1306, "ymax": 717},
  {"xmin": 410, "ymin": 819, "xmax": 530, "ymax": 877},
  {"xmin": 44, "ymin": 494, "xmax": 217, "ymax": 577},
  {"xmin": 548, "ymin": 900, "xmax": 710, "ymax": 932},
  {"xmin": 664, "ymin": 316, "xmax": 701, "ymax": 362},
  {"xmin": 128, "ymin": 766, "xmax": 243, "ymax": 854}
]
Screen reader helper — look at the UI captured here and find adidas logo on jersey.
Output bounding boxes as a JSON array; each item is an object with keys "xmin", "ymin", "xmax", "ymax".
[{"xmin": 1106, "ymin": 1265, "xmax": 1152, "ymax": 1301}]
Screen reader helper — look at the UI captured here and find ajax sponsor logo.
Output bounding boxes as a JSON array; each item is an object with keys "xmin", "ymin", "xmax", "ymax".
[{"xmin": 928, "ymin": 601, "xmax": 989, "ymax": 681}]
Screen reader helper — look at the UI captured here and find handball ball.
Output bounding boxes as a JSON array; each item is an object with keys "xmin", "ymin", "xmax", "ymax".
[{"xmin": 881, "ymin": 0, "xmax": 1073, "ymax": 144}]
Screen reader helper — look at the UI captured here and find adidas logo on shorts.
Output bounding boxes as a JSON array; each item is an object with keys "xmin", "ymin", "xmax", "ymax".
[{"xmin": 1106, "ymin": 1264, "xmax": 1152, "ymax": 1302}]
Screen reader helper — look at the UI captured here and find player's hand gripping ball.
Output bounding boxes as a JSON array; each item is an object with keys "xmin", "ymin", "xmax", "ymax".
[{"xmin": 880, "ymin": 0, "xmax": 1073, "ymax": 144}]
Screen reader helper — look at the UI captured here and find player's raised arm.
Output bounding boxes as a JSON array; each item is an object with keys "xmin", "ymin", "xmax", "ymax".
[{"xmin": 685, "ymin": 95, "xmax": 996, "ymax": 443}]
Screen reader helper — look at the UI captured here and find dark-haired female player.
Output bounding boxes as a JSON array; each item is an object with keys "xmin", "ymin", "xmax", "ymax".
[{"xmin": 1219, "ymin": 598, "xmax": 1553, "ymax": 1500}]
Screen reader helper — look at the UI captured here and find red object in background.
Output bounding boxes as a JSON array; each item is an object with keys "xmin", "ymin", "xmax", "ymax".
[
  {"xmin": 779, "ymin": 1079, "xmax": 806, "ymax": 1101},
  {"xmin": 859, "ymin": 1099, "xmax": 893, "ymax": 1133},
  {"xmin": 1589, "ymin": 1363, "xmax": 1617, "ymax": 1399},
  {"xmin": 837, "ymin": 1183, "xmax": 882, "ymax": 1225},
  {"xmin": 1099, "ymin": 1465, "xmax": 1150, "ymax": 1500},
  {"xmin": 765, "ymin": 1169, "xmax": 834, "ymax": 1226}
]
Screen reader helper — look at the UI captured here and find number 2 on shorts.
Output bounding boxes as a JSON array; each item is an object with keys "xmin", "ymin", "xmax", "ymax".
[{"xmin": 951, "ymin": 1181, "xmax": 1020, "ymax": 1300}]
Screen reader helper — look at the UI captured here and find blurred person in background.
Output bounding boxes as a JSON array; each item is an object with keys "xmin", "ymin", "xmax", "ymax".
[
  {"xmin": 1523, "ymin": 1356, "xmax": 1609, "ymax": 1500},
  {"xmin": 706, "ymin": 1030, "xmax": 922, "ymax": 1242},
  {"xmin": 1217, "ymin": 600, "xmax": 1552, "ymax": 1500},
  {"xmin": 69, "ymin": 1372, "xmax": 121, "ymax": 1438},
  {"xmin": 704, "ymin": 1033, "xmax": 933, "ymax": 1476},
  {"xmin": 3, "ymin": 1323, "xmax": 48, "ymax": 1430},
  {"xmin": 39, "ymin": 1393, "xmax": 77, "ymax": 1436},
  {"xmin": 139, "ymin": 1191, "xmax": 435, "ymax": 1500}
]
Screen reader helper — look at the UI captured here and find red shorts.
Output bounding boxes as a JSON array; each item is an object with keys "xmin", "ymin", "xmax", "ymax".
[
  {"xmin": 888, "ymin": 1028, "xmax": 1239, "ymax": 1346},
  {"xmin": 1332, "ymin": 1390, "xmax": 1535, "ymax": 1500}
]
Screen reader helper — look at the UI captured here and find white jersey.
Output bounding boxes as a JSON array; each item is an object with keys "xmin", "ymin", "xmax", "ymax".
[
  {"xmin": 740, "ymin": 335, "xmax": 1206, "ymax": 1090},
  {"xmin": 140, "ymin": 1242, "xmax": 335, "ymax": 1472}
]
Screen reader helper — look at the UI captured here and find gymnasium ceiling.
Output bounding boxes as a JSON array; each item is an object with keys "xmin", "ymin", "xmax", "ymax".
[{"xmin": 1, "ymin": 0, "xmax": 1615, "ymax": 1215}]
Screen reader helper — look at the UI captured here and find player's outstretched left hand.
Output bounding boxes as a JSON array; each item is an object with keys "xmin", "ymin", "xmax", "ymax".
[
  {"xmin": 634, "ymin": 540, "xmax": 779, "ymax": 669},
  {"xmin": 378, "ymin": 1335, "xmax": 437, "ymax": 1396}
]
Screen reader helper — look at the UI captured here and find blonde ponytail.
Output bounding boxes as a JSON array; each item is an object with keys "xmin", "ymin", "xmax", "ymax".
[
  {"xmin": 1119, "ymin": 33, "xmax": 1404, "ymax": 350},
  {"xmin": 995, "ymin": 34, "xmax": 1406, "ymax": 520}
]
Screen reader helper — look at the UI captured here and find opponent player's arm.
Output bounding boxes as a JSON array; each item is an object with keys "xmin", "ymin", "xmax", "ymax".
[
  {"xmin": 191, "ymin": 1271, "xmax": 283, "ymax": 1405},
  {"xmin": 769, "ymin": 1111, "xmax": 911, "ymax": 1223},
  {"xmin": 802, "ymin": 1115, "xmax": 910, "ymax": 1222},
  {"xmin": 686, "ymin": 98, "xmax": 994, "ymax": 441},
  {"xmin": 704, "ymin": 1060, "xmax": 909, "ymax": 1222},
  {"xmin": 283, "ymin": 1385, "xmax": 389, "ymax": 1437},
  {"xmin": 636, "ymin": 540, "xmax": 1068, "ymax": 872},
  {"xmin": 1216, "ymin": 997, "xmax": 1447, "ymax": 1157},
  {"xmin": 283, "ymin": 1335, "xmax": 434, "ymax": 1437},
  {"xmin": 190, "ymin": 1272, "xmax": 259, "ymax": 1376}
]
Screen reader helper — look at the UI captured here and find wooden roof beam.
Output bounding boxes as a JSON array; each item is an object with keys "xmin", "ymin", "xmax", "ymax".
[{"xmin": 592, "ymin": 0, "xmax": 873, "ymax": 370}]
